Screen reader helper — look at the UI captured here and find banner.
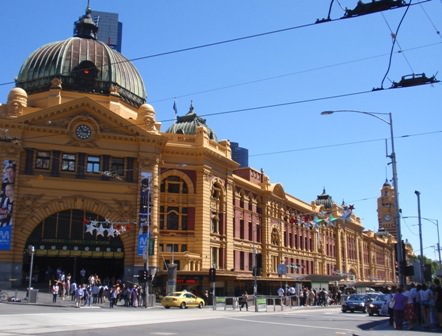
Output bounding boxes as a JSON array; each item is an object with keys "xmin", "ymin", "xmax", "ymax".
[
  {"xmin": 0, "ymin": 160, "xmax": 16, "ymax": 251},
  {"xmin": 137, "ymin": 171, "xmax": 151, "ymax": 256}
]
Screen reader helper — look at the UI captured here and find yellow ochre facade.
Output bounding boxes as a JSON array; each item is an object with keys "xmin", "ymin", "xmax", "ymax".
[{"xmin": 0, "ymin": 6, "xmax": 397, "ymax": 295}]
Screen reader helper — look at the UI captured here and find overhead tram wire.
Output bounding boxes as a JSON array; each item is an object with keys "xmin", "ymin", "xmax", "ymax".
[
  {"xmin": 158, "ymin": 80, "xmax": 439, "ymax": 124},
  {"xmin": 0, "ymin": 0, "xmax": 431, "ymax": 88},
  {"xmin": 381, "ymin": 12, "xmax": 415, "ymax": 74},
  {"xmin": 249, "ymin": 129, "xmax": 442, "ymax": 158},
  {"xmin": 379, "ymin": 0, "xmax": 413, "ymax": 89},
  {"xmin": 150, "ymin": 40, "xmax": 441, "ymax": 104},
  {"xmin": 1, "ymin": 77, "xmax": 439, "ymax": 144},
  {"xmin": 419, "ymin": 1, "xmax": 442, "ymax": 41}
]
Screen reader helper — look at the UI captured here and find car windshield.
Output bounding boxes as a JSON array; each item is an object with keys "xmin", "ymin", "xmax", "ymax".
[
  {"xmin": 348, "ymin": 295, "xmax": 366, "ymax": 301},
  {"xmin": 374, "ymin": 294, "xmax": 386, "ymax": 302}
]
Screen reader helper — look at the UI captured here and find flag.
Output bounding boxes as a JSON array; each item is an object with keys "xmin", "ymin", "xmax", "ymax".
[{"xmin": 173, "ymin": 101, "xmax": 178, "ymax": 120}]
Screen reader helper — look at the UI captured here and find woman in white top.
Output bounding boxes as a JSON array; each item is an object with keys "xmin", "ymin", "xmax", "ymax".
[{"xmin": 420, "ymin": 284, "xmax": 433, "ymax": 328}]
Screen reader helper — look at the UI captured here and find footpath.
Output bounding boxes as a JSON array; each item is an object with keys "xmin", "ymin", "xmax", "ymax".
[{"xmin": 1, "ymin": 287, "xmax": 343, "ymax": 312}]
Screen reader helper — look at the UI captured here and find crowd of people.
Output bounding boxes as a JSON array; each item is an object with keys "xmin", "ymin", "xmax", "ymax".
[
  {"xmin": 50, "ymin": 268, "xmax": 147, "ymax": 308},
  {"xmin": 389, "ymin": 278, "xmax": 442, "ymax": 330},
  {"xmin": 276, "ymin": 286, "xmax": 341, "ymax": 306}
]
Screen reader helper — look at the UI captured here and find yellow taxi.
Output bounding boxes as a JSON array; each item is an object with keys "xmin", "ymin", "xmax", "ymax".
[{"xmin": 160, "ymin": 290, "xmax": 205, "ymax": 309}]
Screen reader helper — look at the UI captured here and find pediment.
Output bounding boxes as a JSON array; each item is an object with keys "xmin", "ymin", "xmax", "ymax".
[
  {"xmin": 15, "ymin": 97, "xmax": 151, "ymax": 140},
  {"xmin": 271, "ymin": 183, "xmax": 286, "ymax": 199}
]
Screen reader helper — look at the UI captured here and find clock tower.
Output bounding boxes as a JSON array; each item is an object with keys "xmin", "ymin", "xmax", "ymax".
[{"xmin": 377, "ymin": 180, "xmax": 397, "ymax": 239}]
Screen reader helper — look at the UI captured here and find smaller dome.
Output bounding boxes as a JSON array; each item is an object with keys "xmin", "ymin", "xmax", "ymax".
[
  {"xmin": 8, "ymin": 88, "xmax": 28, "ymax": 103},
  {"xmin": 165, "ymin": 103, "xmax": 217, "ymax": 141},
  {"xmin": 139, "ymin": 103, "xmax": 155, "ymax": 114}
]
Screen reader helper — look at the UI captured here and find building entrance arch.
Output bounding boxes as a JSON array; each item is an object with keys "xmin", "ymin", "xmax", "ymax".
[{"xmin": 23, "ymin": 209, "xmax": 124, "ymax": 286}]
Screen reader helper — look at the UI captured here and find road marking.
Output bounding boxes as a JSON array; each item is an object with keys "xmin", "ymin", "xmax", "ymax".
[{"xmin": 225, "ymin": 316, "xmax": 357, "ymax": 333}]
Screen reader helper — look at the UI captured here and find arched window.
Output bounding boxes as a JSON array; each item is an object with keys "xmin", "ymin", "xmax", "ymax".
[{"xmin": 160, "ymin": 206, "xmax": 189, "ymax": 231}]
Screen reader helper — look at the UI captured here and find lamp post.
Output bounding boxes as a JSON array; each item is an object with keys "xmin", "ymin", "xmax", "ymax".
[
  {"xmin": 403, "ymin": 215, "xmax": 441, "ymax": 270},
  {"xmin": 414, "ymin": 191, "xmax": 425, "ymax": 282},
  {"xmin": 321, "ymin": 109, "xmax": 405, "ymax": 287},
  {"xmin": 28, "ymin": 245, "xmax": 35, "ymax": 298}
]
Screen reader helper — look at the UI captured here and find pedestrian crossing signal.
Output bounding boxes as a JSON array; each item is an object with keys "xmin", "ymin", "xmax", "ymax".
[{"xmin": 209, "ymin": 268, "xmax": 216, "ymax": 282}]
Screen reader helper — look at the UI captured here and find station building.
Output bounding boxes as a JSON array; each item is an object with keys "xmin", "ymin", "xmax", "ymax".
[{"xmin": 0, "ymin": 6, "xmax": 397, "ymax": 295}]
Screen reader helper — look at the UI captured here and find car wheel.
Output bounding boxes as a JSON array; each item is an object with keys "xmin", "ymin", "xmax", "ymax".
[
  {"xmin": 164, "ymin": 306, "xmax": 170, "ymax": 309},
  {"xmin": 198, "ymin": 302, "xmax": 203, "ymax": 309},
  {"xmin": 369, "ymin": 312, "xmax": 373, "ymax": 316},
  {"xmin": 180, "ymin": 302, "xmax": 186, "ymax": 309},
  {"xmin": 342, "ymin": 309, "xmax": 346, "ymax": 313},
  {"xmin": 350, "ymin": 309, "xmax": 354, "ymax": 313}
]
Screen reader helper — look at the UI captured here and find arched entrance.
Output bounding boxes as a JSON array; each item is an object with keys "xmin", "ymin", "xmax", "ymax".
[{"xmin": 23, "ymin": 209, "xmax": 124, "ymax": 285}]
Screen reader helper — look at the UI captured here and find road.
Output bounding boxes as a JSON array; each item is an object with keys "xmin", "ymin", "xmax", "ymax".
[
  {"xmin": 0, "ymin": 300, "xmax": 438, "ymax": 336},
  {"xmin": 0, "ymin": 303, "xmax": 434, "ymax": 336}
]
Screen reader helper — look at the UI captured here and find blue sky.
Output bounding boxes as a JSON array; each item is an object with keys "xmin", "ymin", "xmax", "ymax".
[{"xmin": 1, "ymin": 1, "xmax": 442, "ymax": 261}]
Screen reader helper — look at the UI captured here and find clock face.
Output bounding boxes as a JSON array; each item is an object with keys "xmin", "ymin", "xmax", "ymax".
[
  {"xmin": 75, "ymin": 124, "xmax": 92, "ymax": 140},
  {"xmin": 384, "ymin": 214, "xmax": 392, "ymax": 221}
]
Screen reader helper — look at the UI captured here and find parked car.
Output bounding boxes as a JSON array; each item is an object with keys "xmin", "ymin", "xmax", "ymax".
[
  {"xmin": 367, "ymin": 294, "xmax": 388, "ymax": 316},
  {"xmin": 342, "ymin": 294, "xmax": 371, "ymax": 313},
  {"xmin": 160, "ymin": 290, "xmax": 205, "ymax": 309}
]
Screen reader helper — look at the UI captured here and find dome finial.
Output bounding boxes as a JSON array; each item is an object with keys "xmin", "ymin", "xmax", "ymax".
[{"xmin": 74, "ymin": 1, "xmax": 98, "ymax": 39}]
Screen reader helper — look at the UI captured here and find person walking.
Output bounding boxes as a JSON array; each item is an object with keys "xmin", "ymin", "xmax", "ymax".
[
  {"xmin": 392, "ymin": 287, "xmax": 407, "ymax": 330},
  {"xmin": 420, "ymin": 283, "xmax": 433, "ymax": 329},
  {"xmin": 240, "ymin": 291, "xmax": 248, "ymax": 311},
  {"xmin": 433, "ymin": 278, "xmax": 442, "ymax": 329},
  {"xmin": 51, "ymin": 281, "xmax": 59, "ymax": 303},
  {"xmin": 404, "ymin": 285, "xmax": 416, "ymax": 330},
  {"xmin": 74, "ymin": 284, "xmax": 84, "ymax": 308}
]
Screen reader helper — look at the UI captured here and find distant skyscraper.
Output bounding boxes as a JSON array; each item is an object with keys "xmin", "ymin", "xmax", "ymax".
[
  {"xmin": 91, "ymin": 10, "xmax": 123, "ymax": 52},
  {"xmin": 231, "ymin": 142, "xmax": 249, "ymax": 168}
]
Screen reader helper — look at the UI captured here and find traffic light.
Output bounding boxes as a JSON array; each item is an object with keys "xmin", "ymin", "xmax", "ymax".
[
  {"xmin": 209, "ymin": 268, "xmax": 216, "ymax": 282},
  {"xmin": 138, "ymin": 270, "xmax": 148, "ymax": 282},
  {"xmin": 254, "ymin": 253, "xmax": 262, "ymax": 276}
]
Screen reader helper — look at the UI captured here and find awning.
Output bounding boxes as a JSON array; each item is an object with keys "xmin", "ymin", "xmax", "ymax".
[{"xmin": 288, "ymin": 274, "xmax": 344, "ymax": 282}]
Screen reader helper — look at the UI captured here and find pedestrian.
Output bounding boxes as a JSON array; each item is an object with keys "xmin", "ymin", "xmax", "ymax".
[
  {"xmin": 392, "ymin": 287, "xmax": 407, "ymax": 330},
  {"xmin": 51, "ymin": 281, "xmax": 59, "ymax": 303},
  {"xmin": 420, "ymin": 283, "xmax": 433, "ymax": 328},
  {"xmin": 70, "ymin": 281, "xmax": 77, "ymax": 301},
  {"xmin": 404, "ymin": 285, "xmax": 416, "ymax": 330},
  {"xmin": 433, "ymin": 278, "xmax": 442, "ymax": 329},
  {"xmin": 109, "ymin": 286, "xmax": 117, "ymax": 308},
  {"xmin": 240, "ymin": 291, "xmax": 248, "ymax": 311},
  {"xmin": 74, "ymin": 284, "xmax": 84, "ymax": 308}
]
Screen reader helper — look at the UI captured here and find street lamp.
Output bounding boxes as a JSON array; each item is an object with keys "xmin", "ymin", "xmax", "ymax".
[
  {"xmin": 27, "ymin": 245, "xmax": 35, "ymax": 299},
  {"xmin": 321, "ymin": 109, "xmax": 405, "ymax": 287},
  {"xmin": 403, "ymin": 215, "xmax": 441, "ymax": 270},
  {"xmin": 414, "ymin": 191, "xmax": 425, "ymax": 283}
]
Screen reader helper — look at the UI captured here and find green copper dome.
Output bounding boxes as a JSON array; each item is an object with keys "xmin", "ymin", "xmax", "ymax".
[
  {"xmin": 165, "ymin": 104, "xmax": 218, "ymax": 141},
  {"xmin": 15, "ymin": 7, "xmax": 146, "ymax": 107}
]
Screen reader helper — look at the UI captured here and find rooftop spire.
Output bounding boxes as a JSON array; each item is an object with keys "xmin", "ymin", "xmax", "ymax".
[{"xmin": 74, "ymin": 3, "xmax": 98, "ymax": 39}]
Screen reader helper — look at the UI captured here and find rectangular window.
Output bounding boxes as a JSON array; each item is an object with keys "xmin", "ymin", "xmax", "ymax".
[
  {"xmin": 240, "ymin": 251, "xmax": 244, "ymax": 270},
  {"xmin": 86, "ymin": 155, "xmax": 101, "ymax": 174},
  {"xmin": 181, "ymin": 244, "xmax": 187, "ymax": 252},
  {"xmin": 212, "ymin": 247, "xmax": 218, "ymax": 269},
  {"xmin": 111, "ymin": 157, "xmax": 124, "ymax": 176},
  {"xmin": 61, "ymin": 153, "xmax": 76, "ymax": 172},
  {"xmin": 159, "ymin": 206, "xmax": 165, "ymax": 230},
  {"xmin": 35, "ymin": 151, "xmax": 50, "ymax": 169},
  {"xmin": 256, "ymin": 224, "xmax": 261, "ymax": 243},
  {"xmin": 240, "ymin": 220, "xmax": 244, "ymax": 239},
  {"xmin": 166, "ymin": 244, "xmax": 178, "ymax": 252}
]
